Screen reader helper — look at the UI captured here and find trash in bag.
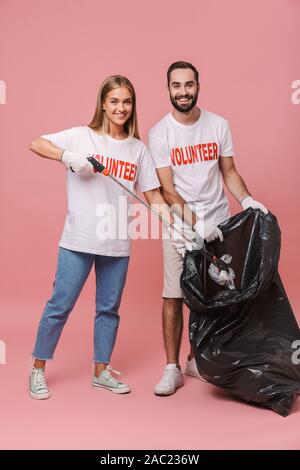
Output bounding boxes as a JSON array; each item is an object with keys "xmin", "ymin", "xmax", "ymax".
[
  {"xmin": 181, "ymin": 208, "xmax": 300, "ymax": 416},
  {"xmin": 208, "ymin": 253, "xmax": 236, "ymax": 289}
]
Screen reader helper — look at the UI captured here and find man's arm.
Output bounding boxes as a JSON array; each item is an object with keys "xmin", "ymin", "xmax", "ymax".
[
  {"xmin": 156, "ymin": 166, "xmax": 197, "ymax": 227},
  {"xmin": 219, "ymin": 156, "xmax": 250, "ymax": 203},
  {"xmin": 156, "ymin": 166, "xmax": 224, "ymax": 242},
  {"xmin": 219, "ymin": 156, "xmax": 268, "ymax": 213},
  {"xmin": 143, "ymin": 188, "xmax": 174, "ymax": 225}
]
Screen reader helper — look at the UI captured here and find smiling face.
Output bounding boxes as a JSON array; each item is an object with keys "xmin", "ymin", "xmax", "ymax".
[
  {"xmin": 102, "ymin": 86, "xmax": 133, "ymax": 130},
  {"xmin": 168, "ymin": 68, "xmax": 199, "ymax": 113}
]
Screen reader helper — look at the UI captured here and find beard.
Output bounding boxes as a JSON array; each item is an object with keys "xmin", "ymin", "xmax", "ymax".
[{"xmin": 170, "ymin": 89, "xmax": 199, "ymax": 113}]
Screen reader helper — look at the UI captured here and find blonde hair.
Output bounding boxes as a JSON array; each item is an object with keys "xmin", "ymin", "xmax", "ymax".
[{"xmin": 88, "ymin": 75, "xmax": 140, "ymax": 139}]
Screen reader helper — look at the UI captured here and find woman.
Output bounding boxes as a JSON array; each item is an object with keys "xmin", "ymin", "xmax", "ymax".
[{"xmin": 29, "ymin": 75, "xmax": 168, "ymax": 399}]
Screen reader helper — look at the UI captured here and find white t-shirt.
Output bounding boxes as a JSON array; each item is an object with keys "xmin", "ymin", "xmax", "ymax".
[
  {"xmin": 42, "ymin": 126, "xmax": 160, "ymax": 256},
  {"xmin": 148, "ymin": 109, "xmax": 234, "ymax": 226}
]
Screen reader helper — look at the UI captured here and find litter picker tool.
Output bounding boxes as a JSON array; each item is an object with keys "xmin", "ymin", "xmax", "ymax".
[{"xmin": 87, "ymin": 156, "xmax": 236, "ymax": 289}]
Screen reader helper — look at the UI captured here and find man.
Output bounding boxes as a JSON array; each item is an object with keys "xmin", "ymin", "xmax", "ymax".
[{"xmin": 148, "ymin": 61, "xmax": 268, "ymax": 396}]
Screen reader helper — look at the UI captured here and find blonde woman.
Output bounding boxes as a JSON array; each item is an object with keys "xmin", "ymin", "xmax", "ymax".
[{"xmin": 29, "ymin": 75, "xmax": 167, "ymax": 398}]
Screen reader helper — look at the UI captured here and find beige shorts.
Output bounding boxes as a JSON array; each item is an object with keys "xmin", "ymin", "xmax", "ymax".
[{"xmin": 162, "ymin": 229, "xmax": 184, "ymax": 298}]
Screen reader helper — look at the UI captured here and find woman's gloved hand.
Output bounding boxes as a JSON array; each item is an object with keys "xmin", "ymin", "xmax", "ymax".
[{"xmin": 61, "ymin": 150, "xmax": 94, "ymax": 173}]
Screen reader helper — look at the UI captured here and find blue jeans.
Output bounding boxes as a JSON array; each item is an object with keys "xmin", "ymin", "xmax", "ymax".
[{"xmin": 32, "ymin": 247, "xmax": 129, "ymax": 363}]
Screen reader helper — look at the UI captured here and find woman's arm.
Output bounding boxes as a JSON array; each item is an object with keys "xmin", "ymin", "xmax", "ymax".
[
  {"xmin": 29, "ymin": 137, "xmax": 64, "ymax": 161},
  {"xmin": 29, "ymin": 137, "xmax": 93, "ymax": 173}
]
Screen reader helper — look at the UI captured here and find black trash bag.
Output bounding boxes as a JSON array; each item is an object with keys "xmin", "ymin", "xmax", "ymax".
[{"xmin": 181, "ymin": 208, "xmax": 300, "ymax": 416}]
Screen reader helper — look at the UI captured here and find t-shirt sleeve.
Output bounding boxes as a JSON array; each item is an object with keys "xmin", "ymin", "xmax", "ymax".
[
  {"xmin": 135, "ymin": 147, "xmax": 161, "ymax": 193},
  {"xmin": 148, "ymin": 132, "xmax": 170, "ymax": 168},
  {"xmin": 41, "ymin": 127, "xmax": 76, "ymax": 151},
  {"xmin": 219, "ymin": 121, "xmax": 234, "ymax": 157}
]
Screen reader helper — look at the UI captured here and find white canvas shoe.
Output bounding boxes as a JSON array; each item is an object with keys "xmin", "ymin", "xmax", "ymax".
[
  {"xmin": 154, "ymin": 364, "xmax": 183, "ymax": 396},
  {"xmin": 29, "ymin": 367, "xmax": 51, "ymax": 400},
  {"xmin": 92, "ymin": 365, "xmax": 131, "ymax": 394}
]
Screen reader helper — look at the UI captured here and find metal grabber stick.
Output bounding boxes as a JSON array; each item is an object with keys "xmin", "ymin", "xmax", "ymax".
[{"xmin": 87, "ymin": 156, "xmax": 230, "ymax": 273}]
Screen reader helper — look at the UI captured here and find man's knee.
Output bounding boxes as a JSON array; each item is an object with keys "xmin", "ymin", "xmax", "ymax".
[{"xmin": 163, "ymin": 298, "xmax": 183, "ymax": 310}]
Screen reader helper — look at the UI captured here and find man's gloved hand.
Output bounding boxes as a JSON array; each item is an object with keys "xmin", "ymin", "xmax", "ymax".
[
  {"xmin": 193, "ymin": 220, "xmax": 224, "ymax": 243},
  {"xmin": 241, "ymin": 195, "xmax": 268, "ymax": 214},
  {"xmin": 61, "ymin": 150, "xmax": 94, "ymax": 173},
  {"xmin": 168, "ymin": 224, "xmax": 203, "ymax": 258}
]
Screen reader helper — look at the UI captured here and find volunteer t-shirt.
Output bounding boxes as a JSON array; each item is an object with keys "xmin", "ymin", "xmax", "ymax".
[
  {"xmin": 42, "ymin": 126, "xmax": 160, "ymax": 256},
  {"xmin": 148, "ymin": 109, "xmax": 234, "ymax": 225}
]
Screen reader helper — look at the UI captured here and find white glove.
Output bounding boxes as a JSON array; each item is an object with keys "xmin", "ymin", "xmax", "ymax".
[
  {"xmin": 194, "ymin": 220, "xmax": 224, "ymax": 243},
  {"xmin": 61, "ymin": 150, "xmax": 94, "ymax": 173},
  {"xmin": 241, "ymin": 196, "xmax": 268, "ymax": 214},
  {"xmin": 168, "ymin": 224, "xmax": 203, "ymax": 258}
]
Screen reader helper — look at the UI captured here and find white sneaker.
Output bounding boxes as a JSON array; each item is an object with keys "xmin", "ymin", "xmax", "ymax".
[
  {"xmin": 185, "ymin": 356, "xmax": 207, "ymax": 382},
  {"xmin": 92, "ymin": 365, "xmax": 131, "ymax": 394},
  {"xmin": 154, "ymin": 364, "xmax": 183, "ymax": 396},
  {"xmin": 29, "ymin": 367, "xmax": 51, "ymax": 400}
]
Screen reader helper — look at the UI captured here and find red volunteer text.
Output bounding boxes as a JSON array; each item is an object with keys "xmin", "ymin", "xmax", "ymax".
[
  {"xmin": 170, "ymin": 142, "xmax": 218, "ymax": 166},
  {"xmin": 92, "ymin": 154, "xmax": 137, "ymax": 181}
]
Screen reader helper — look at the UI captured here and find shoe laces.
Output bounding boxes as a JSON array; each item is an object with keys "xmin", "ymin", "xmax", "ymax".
[
  {"xmin": 160, "ymin": 367, "xmax": 178, "ymax": 385},
  {"xmin": 102, "ymin": 365, "xmax": 122, "ymax": 385},
  {"xmin": 33, "ymin": 368, "xmax": 47, "ymax": 390}
]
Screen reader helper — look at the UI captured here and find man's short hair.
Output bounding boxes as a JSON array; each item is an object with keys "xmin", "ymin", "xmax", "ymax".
[{"xmin": 167, "ymin": 61, "xmax": 199, "ymax": 86}]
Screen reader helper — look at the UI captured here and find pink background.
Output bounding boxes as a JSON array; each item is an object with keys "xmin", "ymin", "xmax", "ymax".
[{"xmin": 1, "ymin": 0, "xmax": 300, "ymax": 450}]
